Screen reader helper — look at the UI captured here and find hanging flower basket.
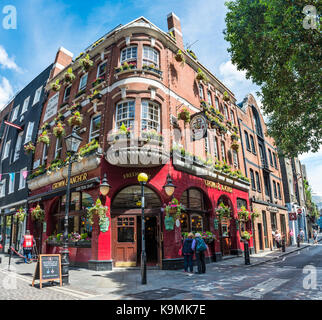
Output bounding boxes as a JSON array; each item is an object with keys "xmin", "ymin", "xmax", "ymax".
[
  {"xmin": 24, "ymin": 142, "xmax": 35, "ymax": 155},
  {"xmin": 68, "ymin": 111, "xmax": 83, "ymax": 127},
  {"xmin": 51, "ymin": 80, "xmax": 61, "ymax": 92},
  {"xmin": 223, "ymin": 91, "xmax": 230, "ymax": 102},
  {"xmin": 231, "ymin": 142, "xmax": 240, "ymax": 151},
  {"xmin": 165, "ymin": 198, "xmax": 185, "ymax": 219},
  {"xmin": 216, "ymin": 202, "xmax": 231, "ymax": 220},
  {"xmin": 30, "ymin": 205, "xmax": 45, "ymax": 222},
  {"xmin": 64, "ymin": 68, "xmax": 76, "ymax": 84},
  {"xmin": 38, "ymin": 131, "xmax": 50, "ymax": 145},
  {"xmin": 53, "ymin": 121, "xmax": 66, "ymax": 138},
  {"xmin": 240, "ymin": 231, "xmax": 252, "ymax": 241},
  {"xmin": 201, "ymin": 231, "xmax": 216, "ymax": 244},
  {"xmin": 238, "ymin": 206, "xmax": 250, "ymax": 221},
  {"xmin": 15, "ymin": 207, "xmax": 26, "ymax": 223},
  {"xmin": 196, "ymin": 68, "xmax": 208, "ymax": 82},
  {"xmin": 79, "ymin": 54, "xmax": 93, "ymax": 72},
  {"xmin": 231, "ymin": 132, "xmax": 240, "ymax": 142},
  {"xmin": 250, "ymin": 210, "xmax": 260, "ymax": 220},
  {"xmin": 175, "ymin": 50, "xmax": 185, "ymax": 64},
  {"xmin": 177, "ymin": 107, "xmax": 191, "ymax": 123},
  {"xmin": 89, "ymin": 90, "xmax": 102, "ymax": 103},
  {"xmin": 87, "ymin": 198, "xmax": 109, "ymax": 232}
]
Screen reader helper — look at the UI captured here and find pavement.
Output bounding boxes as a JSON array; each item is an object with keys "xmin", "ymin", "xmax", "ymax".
[{"xmin": 0, "ymin": 237, "xmax": 320, "ymax": 300}]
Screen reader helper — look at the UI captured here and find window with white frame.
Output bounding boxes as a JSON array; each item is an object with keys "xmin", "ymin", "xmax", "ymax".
[
  {"xmin": 21, "ymin": 96, "xmax": 30, "ymax": 114},
  {"xmin": 42, "ymin": 143, "xmax": 48, "ymax": 165},
  {"xmin": 230, "ymin": 110, "xmax": 235, "ymax": 125},
  {"xmin": 55, "ymin": 138, "xmax": 63, "ymax": 159},
  {"xmin": 116, "ymin": 100, "xmax": 135, "ymax": 130},
  {"xmin": 97, "ymin": 61, "xmax": 107, "ymax": 78},
  {"xmin": 63, "ymin": 85, "xmax": 72, "ymax": 102},
  {"xmin": 141, "ymin": 100, "xmax": 160, "ymax": 132},
  {"xmin": 79, "ymin": 73, "xmax": 88, "ymax": 91},
  {"xmin": 224, "ymin": 105, "xmax": 229, "ymax": 119},
  {"xmin": 89, "ymin": 114, "xmax": 101, "ymax": 142},
  {"xmin": 233, "ymin": 149, "xmax": 239, "ymax": 168},
  {"xmin": 221, "ymin": 141, "xmax": 226, "ymax": 162},
  {"xmin": 19, "ymin": 168, "xmax": 27, "ymax": 190},
  {"xmin": 120, "ymin": 46, "xmax": 137, "ymax": 64},
  {"xmin": 213, "ymin": 137, "xmax": 219, "ymax": 159},
  {"xmin": 13, "ymin": 131, "xmax": 23, "ymax": 162},
  {"xmin": 0, "ymin": 179, "xmax": 6, "ymax": 197},
  {"xmin": 199, "ymin": 84, "xmax": 204, "ymax": 100},
  {"xmin": 207, "ymin": 91, "xmax": 213, "ymax": 105},
  {"xmin": 215, "ymin": 97, "xmax": 219, "ymax": 110},
  {"xmin": 142, "ymin": 46, "xmax": 159, "ymax": 68},
  {"xmin": 11, "ymin": 105, "xmax": 20, "ymax": 122},
  {"xmin": 8, "ymin": 176, "xmax": 14, "ymax": 194},
  {"xmin": 24, "ymin": 122, "xmax": 34, "ymax": 144},
  {"xmin": 33, "ymin": 86, "xmax": 43, "ymax": 105},
  {"xmin": 2, "ymin": 140, "xmax": 11, "ymax": 160}
]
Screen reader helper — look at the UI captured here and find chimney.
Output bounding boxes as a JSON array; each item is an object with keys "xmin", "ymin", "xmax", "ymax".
[
  {"xmin": 167, "ymin": 12, "xmax": 184, "ymax": 50},
  {"xmin": 50, "ymin": 47, "xmax": 74, "ymax": 79}
]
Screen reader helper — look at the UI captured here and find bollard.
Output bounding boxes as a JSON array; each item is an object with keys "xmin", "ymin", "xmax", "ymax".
[
  {"xmin": 244, "ymin": 241, "xmax": 250, "ymax": 265},
  {"xmin": 282, "ymin": 239, "xmax": 286, "ymax": 252},
  {"xmin": 297, "ymin": 236, "xmax": 300, "ymax": 248}
]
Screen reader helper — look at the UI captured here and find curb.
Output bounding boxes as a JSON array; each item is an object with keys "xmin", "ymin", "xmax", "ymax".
[{"xmin": 248, "ymin": 238, "xmax": 322, "ymax": 267}]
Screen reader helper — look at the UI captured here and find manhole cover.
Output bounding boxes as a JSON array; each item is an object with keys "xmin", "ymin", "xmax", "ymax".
[{"xmin": 127, "ymin": 287, "xmax": 188, "ymax": 300}]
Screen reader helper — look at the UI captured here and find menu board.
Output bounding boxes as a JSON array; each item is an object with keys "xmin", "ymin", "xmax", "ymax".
[{"xmin": 32, "ymin": 254, "xmax": 62, "ymax": 289}]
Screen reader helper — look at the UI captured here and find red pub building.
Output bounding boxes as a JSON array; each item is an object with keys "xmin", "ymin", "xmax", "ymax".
[{"xmin": 27, "ymin": 14, "xmax": 253, "ymax": 270}]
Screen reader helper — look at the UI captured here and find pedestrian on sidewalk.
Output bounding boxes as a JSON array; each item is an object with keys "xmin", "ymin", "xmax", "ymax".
[
  {"xmin": 313, "ymin": 229, "xmax": 318, "ymax": 244},
  {"xmin": 182, "ymin": 233, "xmax": 195, "ymax": 273},
  {"xmin": 299, "ymin": 229, "xmax": 305, "ymax": 242},
  {"xmin": 192, "ymin": 233, "xmax": 207, "ymax": 274},
  {"xmin": 274, "ymin": 230, "xmax": 282, "ymax": 250},
  {"xmin": 20, "ymin": 230, "xmax": 36, "ymax": 264}
]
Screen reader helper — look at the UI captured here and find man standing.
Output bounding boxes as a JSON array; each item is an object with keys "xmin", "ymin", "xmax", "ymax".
[
  {"xmin": 192, "ymin": 233, "xmax": 207, "ymax": 274},
  {"xmin": 20, "ymin": 230, "xmax": 35, "ymax": 264}
]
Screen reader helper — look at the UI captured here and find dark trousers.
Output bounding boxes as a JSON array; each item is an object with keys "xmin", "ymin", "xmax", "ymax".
[
  {"xmin": 196, "ymin": 251, "xmax": 206, "ymax": 273},
  {"xmin": 183, "ymin": 254, "xmax": 193, "ymax": 272}
]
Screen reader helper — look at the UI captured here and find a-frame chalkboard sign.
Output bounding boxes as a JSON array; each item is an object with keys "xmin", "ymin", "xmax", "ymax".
[{"xmin": 32, "ymin": 254, "xmax": 62, "ymax": 289}]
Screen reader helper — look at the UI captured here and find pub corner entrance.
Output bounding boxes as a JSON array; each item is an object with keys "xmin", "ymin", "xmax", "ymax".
[{"xmin": 111, "ymin": 185, "xmax": 162, "ymax": 268}]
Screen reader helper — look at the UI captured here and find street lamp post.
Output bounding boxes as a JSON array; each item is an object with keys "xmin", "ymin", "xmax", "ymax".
[
  {"xmin": 61, "ymin": 128, "xmax": 82, "ymax": 285},
  {"xmin": 138, "ymin": 173, "xmax": 148, "ymax": 285}
]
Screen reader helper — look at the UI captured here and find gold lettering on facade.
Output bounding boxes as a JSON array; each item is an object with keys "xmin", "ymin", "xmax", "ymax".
[
  {"xmin": 123, "ymin": 172, "xmax": 151, "ymax": 180},
  {"xmin": 204, "ymin": 180, "xmax": 232, "ymax": 193},
  {"xmin": 52, "ymin": 173, "xmax": 88, "ymax": 190}
]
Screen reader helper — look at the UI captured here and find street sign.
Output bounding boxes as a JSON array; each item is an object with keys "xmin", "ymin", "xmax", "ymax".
[
  {"xmin": 32, "ymin": 254, "xmax": 62, "ymax": 289},
  {"xmin": 297, "ymin": 208, "xmax": 302, "ymax": 214},
  {"xmin": 289, "ymin": 212, "xmax": 297, "ymax": 221}
]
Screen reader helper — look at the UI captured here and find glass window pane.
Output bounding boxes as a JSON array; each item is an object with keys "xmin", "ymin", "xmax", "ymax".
[{"xmin": 118, "ymin": 227, "xmax": 134, "ymax": 242}]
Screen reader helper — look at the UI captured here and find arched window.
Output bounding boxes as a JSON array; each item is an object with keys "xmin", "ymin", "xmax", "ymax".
[
  {"xmin": 180, "ymin": 188, "xmax": 209, "ymax": 233},
  {"xmin": 215, "ymin": 97, "xmax": 219, "ymax": 110},
  {"xmin": 252, "ymin": 106, "xmax": 263, "ymax": 137}
]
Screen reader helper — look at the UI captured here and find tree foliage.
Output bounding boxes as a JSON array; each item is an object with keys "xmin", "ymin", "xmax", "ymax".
[{"xmin": 224, "ymin": 0, "xmax": 322, "ymax": 157}]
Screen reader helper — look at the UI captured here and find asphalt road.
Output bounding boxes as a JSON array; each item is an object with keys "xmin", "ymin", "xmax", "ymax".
[{"xmin": 1, "ymin": 243, "xmax": 322, "ymax": 300}]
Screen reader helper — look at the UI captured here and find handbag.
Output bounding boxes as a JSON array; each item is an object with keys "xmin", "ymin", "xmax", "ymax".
[{"xmin": 178, "ymin": 247, "xmax": 182, "ymax": 256}]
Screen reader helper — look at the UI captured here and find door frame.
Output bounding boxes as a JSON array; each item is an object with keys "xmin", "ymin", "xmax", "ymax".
[{"xmin": 111, "ymin": 208, "xmax": 161, "ymax": 267}]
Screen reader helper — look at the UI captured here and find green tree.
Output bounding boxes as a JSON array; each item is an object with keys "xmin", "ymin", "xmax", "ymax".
[{"xmin": 224, "ymin": 0, "xmax": 322, "ymax": 157}]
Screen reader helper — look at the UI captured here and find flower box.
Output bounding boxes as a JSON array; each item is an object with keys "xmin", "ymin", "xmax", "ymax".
[
  {"xmin": 64, "ymin": 68, "xmax": 76, "ymax": 84},
  {"xmin": 51, "ymin": 80, "xmax": 61, "ymax": 92},
  {"xmin": 79, "ymin": 54, "xmax": 93, "ymax": 72},
  {"xmin": 92, "ymin": 78, "xmax": 104, "ymax": 88},
  {"xmin": 90, "ymin": 92, "xmax": 102, "ymax": 104},
  {"xmin": 68, "ymin": 112, "xmax": 83, "ymax": 127}
]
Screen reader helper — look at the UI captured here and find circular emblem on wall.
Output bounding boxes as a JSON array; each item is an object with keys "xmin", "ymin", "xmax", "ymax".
[
  {"xmin": 176, "ymin": 219, "xmax": 181, "ymax": 228},
  {"xmin": 190, "ymin": 114, "xmax": 207, "ymax": 140}
]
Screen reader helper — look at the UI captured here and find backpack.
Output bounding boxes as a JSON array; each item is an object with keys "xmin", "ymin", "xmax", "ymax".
[{"xmin": 196, "ymin": 238, "xmax": 207, "ymax": 252}]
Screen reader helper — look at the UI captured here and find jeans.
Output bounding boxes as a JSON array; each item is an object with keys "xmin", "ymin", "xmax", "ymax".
[
  {"xmin": 196, "ymin": 251, "xmax": 206, "ymax": 273},
  {"xmin": 183, "ymin": 254, "xmax": 193, "ymax": 272},
  {"xmin": 23, "ymin": 248, "xmax": 32, "ymax": 263}
]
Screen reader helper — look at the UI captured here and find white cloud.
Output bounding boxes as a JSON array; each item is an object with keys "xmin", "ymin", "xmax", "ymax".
[
  {"xmin": 219, "ymin": 60, "xmax": 252, "ymax": 88},
  {"xmin": 0, "ymin": 77, "xmax": 14, "ymax": 111},
  {"xmin": 0, "ymin": 46, "xmax": 21, "ymax": 72}
]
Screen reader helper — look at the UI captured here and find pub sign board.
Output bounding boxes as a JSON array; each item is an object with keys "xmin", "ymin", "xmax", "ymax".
[{"xmin": 32, "ymin": 254, "xmax": 62, "ymax": 289}]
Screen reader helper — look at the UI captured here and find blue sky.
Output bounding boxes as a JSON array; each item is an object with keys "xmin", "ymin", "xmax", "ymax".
[{"xmin": 0, "ymin": 0, "xmax": 321, "ymax": 196}]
